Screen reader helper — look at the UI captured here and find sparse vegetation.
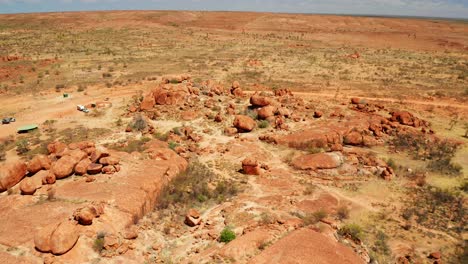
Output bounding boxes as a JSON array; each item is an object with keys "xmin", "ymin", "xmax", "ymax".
[
  {"xmin": 338, "ymin": 223, "xmax": 364, "ymax": 242},
  {"xmin": 219, "ymin": 227, "xmax": 236, "ymax": 243},
  {"xmin": 402, "ymin": 186, "xmax": 466, "ymax": 234},
  {"xmin": 93, "ymin": 232, "xmax": 106, "ymax": 253},
  {"xmin": 168, "ymin": 141, "xmax": 178, "ymax": 150},
  {"xmin": 258, "ymin": 120, "xmax": 269, "ymax": 129},
  {"xmin": 337, "ymin": 206, "xmax": 350, "ymax": 220},
  {"xmin": 0, "ymin": 11, "xmax": 467, "ymax": 263},
  {"xmin": 130, "ymin": 114, "xmax": 147, "ymax": 132},
  {"xmin": 15, "ymin": 139, "xmax": 30, "ymax": 155},
  {"xmin": 106, "ymin": 137, "xmax": 150, "ymax": 153},
  {"xmin": 392, "ymin": 132, "xmax": 462, "ymax": 175},
  {"xmin": 158, "ymin": 161, "xmax": 238, "ymax": 209}
]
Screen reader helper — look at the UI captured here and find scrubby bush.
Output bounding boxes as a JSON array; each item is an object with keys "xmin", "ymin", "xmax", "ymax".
[
  {"xmin": 168, "ymin": 141, "xmax": 178, "ymax": 150},
  {"xmin": 220, "ymin": 227, "xmax": 236, "ymax": 243},
  {"xmin": 338, "ymin": 223, "xmax": 364, "ymax": 242},
  {"xmin": 259, "ymin": 212, "xmax": 275, "ymax": 225},
  {"xmin": 312, "ymin": 209, "xmax": 328, "ymax": 222},
  {"xmin": 386, "ymin": 158, "xmax": 397, "ymax": 171},
  {"xmin": 244, "ymin": 108, "xmax": 258, "ymax": 120},
  {"xmin": 392, "ymin": 132, "xmax": 462, "ymax": 175},
  {"xmin": 428, "ymin": 158, "xmax": 462, "ymax": 176},
  {"xmin": 130, "ymin": 114, "xmax": 147, "ymax": 132},
  {"xmin": 337, "ymin": 206, "xmax": 350, "ymax": 220},
  {"xmin": 299, "ymin": 209, "xmax": 328, "ymax": 226},
  {"xmin": 107, "ymin": 137, "xmax": 150, "ymax": 153},
  {"xmin": 258, "ymin": 120, "xmax": 269, "ymax": 129},
  {"xmin": 172, "ymin": 127, "xmax": 183, "ymax": 136},
  {"xmin": 16, "ymin": 139, "xmax": 30, "ymax": 155},
  {"xmin": 402, "ymin": 186, "xmax": 465, "ymax": 233},
  {"xmin": 153, "ymin": 131, "xmax": 169, "ymax": 141},
  {"xmin": 158, "ymin": 161, "xmax": 238, "ymax": 209},
  {"xmin": 93, "ymin": 232, "xmax": 106, "ymax": 253},
  {"xmin": 77, "ymin": 84, "xmax": 86, "ymax": 92},
  {"xmin": 369, "ymin": 230, "xmax": 391, "ymax": 263}
]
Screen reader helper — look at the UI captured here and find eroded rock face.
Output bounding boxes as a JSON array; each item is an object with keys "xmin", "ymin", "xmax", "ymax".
[
  {"xmin": 242, "ymin": 157, "xmax": 261, "ymax": 175},
  {"xmin": 250, "ymin": 95, "xmax": 273, "ymax": 107},
  {"xmin": 87, "ymin": 163, "xmax": 103, "ymax": 175},
  {"xmin": 42, "ymin": 171, "xmax": 56, "ymax": 185},
  {"xmin": 99, "ymin": 156, "xmax": 120, "ymax": 166},
  {"xmin": 49, "ymin": 221, "xmax": 80, "ymax": 255},
  {"xmin": 34, "ymin": 223, "xmax": 60, "ymax": 253},
  {"xmin": 344, "ymin": 131, "xmax": 364, "ymax": 146},
  {"xmin": 47, "ymin": 142, "xmax": 68, "ymax": 155},
  {"xmin": 231, "ymin": 81, "xmax": 244, "ymax": 97},
  {"xmin": 90, "ymin": 147, "xmax": 110, "ymax": 163},
  {"xmin": 27, "ymin": 155, "xmax": 51, "ymax": 174},
  {"xmin": 0, "ymin": 160, "xmax": 27, "ymax": 192},
  {"xmin": 249, "ymin": 228, "xmax": 363, "ymax": 264},
  {"xmin": 35, "ymin": 221, "xmax": 79, "ymax": 255},
  {"xmin": 52, "ymin": 156, "xmax": 78, "ymax": 179},
  {"xmin": 389, "ymin": 111, "xmax": 427, "ymax": 127},
  {"xmin": 19, "ymin": 173, "xmax": 43, "ymax": 195},
  {"xmin": 73, "ymin": 204, "xmax": 103, "ymax": 225},
  {"xmin": 74, "ymin": 158, "xmax": 92, "ymax": 175},
  {"xmin": 152, "ymin": 84, "xmax": 189, "ymax": 105},
  {"xmin": 185, "ymin": 208, "xmax": 201, "ymax": 227},
  {"xmin": 233, "ymin": 115, "xmax": 256, "ymax": 132},
  {"xmin": 257, "ymin": 105, "xmax": 277, "ymax": 119},
  {"xmin": 274, "ymin": 88, "xmax": 293, "ymax": 97},
  {"xmin": 292, "ymin": 152, "xmax": 343, "ymax": 170},
  {"xmin": 140, "ymin": 94, "xmax": 156, "ymax": 111}
]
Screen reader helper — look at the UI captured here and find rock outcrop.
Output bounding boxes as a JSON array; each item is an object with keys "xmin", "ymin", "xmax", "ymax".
[
  {"xmin": 0, "ymin": 160, "xmax": 27, "ymax": 192},
  {"xmin": 233, "ymin": 115, "xmax": 256, "ymax": 132}
]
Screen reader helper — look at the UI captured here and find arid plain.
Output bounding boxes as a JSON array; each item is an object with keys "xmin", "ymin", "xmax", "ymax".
[{"xmin": 0, "ymin": 11, "xmax": 467, "ymax": 264}]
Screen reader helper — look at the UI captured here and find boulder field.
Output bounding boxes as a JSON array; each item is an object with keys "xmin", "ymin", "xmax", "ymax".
[
  {"xmin": 0, "ymin": 76, "xmax": 451, "ymax": 263},
  {"xmin": 0, "ymin": 139, "xmax": 187, "ymax": 262}
]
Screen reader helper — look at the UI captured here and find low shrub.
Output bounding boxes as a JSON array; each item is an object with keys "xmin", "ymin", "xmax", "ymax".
[
  {"xmin": 338, "ymin": 223, "xmax": 364, "ymax": 242},
  {"xmin": 153, "ymin": 131, "xmax": 169, "ymax": 141},
  {"xmin": 392, "ymin": 132, "xmax": 462, "ymax": 175},
  {"xmin": 220, "ymin": 227, "xmax": 236, "ymax": 243},
  {"xmin": 93, "ymin": 232, "xmax": 106, "ymax": 253},
  {"xmin": 16, "ymin": 139, "xmax": 30, "ymax": 155},
  {"xmin": 102, "ymin": 72, "xmax": 112, "ymax": 78},
  {"xmin": 107, "ymin": 137, "xmax": 150, "ymax": 153},
  {"xmin": 168, "ymin": 141, "xmax": 178, "ymax": 150},
  {"xmin": 158, "ymin": 161, "xmax": 238, "ymax": 209},
  {"xmin": 130, "ymin": 114, "xmax": 147, "ymax": 132},
  {"xmin": 337, "ymin": 206, "xmax": 350, "ymax": 220},
  {"xmin": 402, "ymin": 186, "xmax": 465, "ymax": 233},
  {"xmin": 258, "ymin": 120, "xmax": 269, "ymax": 129}
]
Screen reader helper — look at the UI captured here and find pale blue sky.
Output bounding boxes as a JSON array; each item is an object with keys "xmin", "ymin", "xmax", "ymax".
[{"xmin": 1, "ymin": 0, "xmax": 467, "ymax": 19}]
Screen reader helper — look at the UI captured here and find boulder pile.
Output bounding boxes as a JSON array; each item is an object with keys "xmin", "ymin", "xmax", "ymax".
[
  {"xmin": 0, "ymin": 160, "xmax": 28, "ymax": 192},
  {"xmin": 0, "ymin": 141, "xmax": 122, "ymax": 195},
  {"xmin": 34, "ymin": 220, "xmax": 80, "ymax": 255}
]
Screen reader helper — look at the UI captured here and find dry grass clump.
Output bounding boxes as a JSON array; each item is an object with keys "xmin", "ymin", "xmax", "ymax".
[
  {"xmin": 392, "ymin": 132, "xmax": 462, "ymax": 175},
  {"xmin": 158, "ymin": 160, "xmax": 238, "ymax": 209}
]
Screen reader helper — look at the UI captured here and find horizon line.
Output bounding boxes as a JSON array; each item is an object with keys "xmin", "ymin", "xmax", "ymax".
[{"xmin": 0, "ymin": 9, "xmax": 467, "ymax": 21}]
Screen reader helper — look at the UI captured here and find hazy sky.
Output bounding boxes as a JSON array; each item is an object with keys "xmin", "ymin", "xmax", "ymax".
[{"xmin": 0, "ymin": 0, "xmax": 467, "ymax": 18}]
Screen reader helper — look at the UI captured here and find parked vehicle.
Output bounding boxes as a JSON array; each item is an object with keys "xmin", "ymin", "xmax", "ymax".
[
  {"xmin": 76, "ymin": 105, "xmax": 90, "ymax": 113},
  {"xmin": 2, "ymin": 117, "xmax": 16, "ymax": 124}
]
